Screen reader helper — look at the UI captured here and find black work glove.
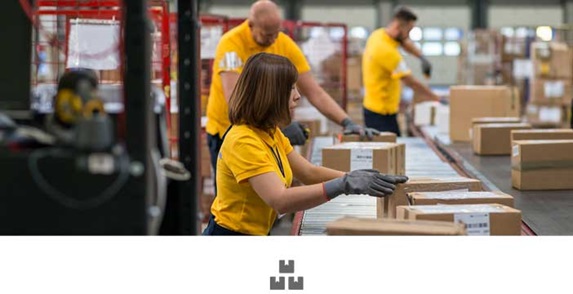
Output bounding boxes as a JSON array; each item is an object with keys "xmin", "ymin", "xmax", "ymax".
[
  {"xmin": 281, "ymin": 121, "xmax": 309, "ymax": 146},
  {"xmin": 323, "ymin": 169, "xmax": 409, "ymax": 200},
  {"xmin": 420, "ymin": 56, "xmax": 432, "ymax": 78},
  {"xmin": 341, "ymin": 118, "xmax": 379, "ymax": 140}
]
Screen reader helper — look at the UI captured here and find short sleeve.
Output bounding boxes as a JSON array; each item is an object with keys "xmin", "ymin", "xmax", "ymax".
[
  {"xmin": 282, "ymin": 35, "xmax": 311, "ymax": 74},
  {"xmin": 390, "ymin": 55, "xmax": 412, "ymax": 79},
  {"xmin": 223, "ymin": 134, "xmax": 275, "ymax": 183},
  {"xmin": 213, "ymin": 39, "xmax": 245, "ymax": 76}
]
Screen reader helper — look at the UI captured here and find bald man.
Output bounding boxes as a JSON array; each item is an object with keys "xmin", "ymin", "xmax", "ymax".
[{"xmin": 206, "ymin": 0, "xmax": 378, "ymax": 189}]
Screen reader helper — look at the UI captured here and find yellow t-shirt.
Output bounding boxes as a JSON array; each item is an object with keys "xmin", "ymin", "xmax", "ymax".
[
  {"xmin": 362, "ymin": 29, "xmax": 412, "ymax": 115},
  {"xmin": 211, "ymin": 124, "xmax": 294, "ymax": 235},
  {"xmin": 206, "ymin": 20, "xmax": 311, "ymax": 137}
]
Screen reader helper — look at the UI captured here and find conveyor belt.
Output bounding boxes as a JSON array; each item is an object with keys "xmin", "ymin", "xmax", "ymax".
[
  {"xmin": 421, "ymin": 126, "xmax": 573, "ymax": 235},
  {"xmin": 295, "ymin": 137, "xmax": 460, "ymax": 236}
]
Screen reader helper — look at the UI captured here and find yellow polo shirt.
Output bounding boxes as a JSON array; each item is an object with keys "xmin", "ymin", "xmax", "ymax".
[
  {"xmin": 362, "ymin": 29, "xmax": 412, "ymax": 115},
  {"xmin": 211, "ymin": 124, "xmax": 294, "ymax": 235},
  {"xmin": 206, "ymin": 20, "xmax": 311, "ymax": 137}
]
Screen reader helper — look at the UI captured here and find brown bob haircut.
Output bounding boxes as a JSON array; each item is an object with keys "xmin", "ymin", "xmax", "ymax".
[{"xmin": 229, "ymin": 52, "xmax": 298, "ymax": 132}]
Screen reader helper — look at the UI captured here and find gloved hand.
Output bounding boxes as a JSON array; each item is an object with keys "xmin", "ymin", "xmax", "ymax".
[
  {"xmin": 420, "ymin": 56, "xmax": 432, "ymax": 78},
  {"xmin": 341, "ymin": 118, "xmax": 380, "ymax": 140},
  {"xmin": 281, "ymin": 121, "xmax": 309, "ymax": 146},
  {"xmin": 323, "ymin": 169, "xmax": 409, "ymax": 200}
]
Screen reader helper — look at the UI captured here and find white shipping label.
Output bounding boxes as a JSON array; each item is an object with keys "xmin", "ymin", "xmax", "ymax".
[
  {"xmin": 539, "ymin": 107, "xmax": 562, "ymax": 123},
  {"xmin": 544, "ymin": 81, "xmax": 565, "ymax": 98},
  {"xmin": 513, "ymin": 59, "xmax": 532, "ymax": 79},
  {"xmin": 454, "ymin": 213, "xmax": 490, "ymax": 236},
  {"xmin": 512, "ymin": 145, "xmax": 520, "ymax": 157},
  {"xmin": 350, "ymin": 149, "xmax": 373, "ymax": 171}
]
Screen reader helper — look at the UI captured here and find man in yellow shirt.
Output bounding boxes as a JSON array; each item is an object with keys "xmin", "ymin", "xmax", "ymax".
[
  {"xmin": 206, "ymin": 0, "xmax": 377, "ymax": 180},
  {"xmin": 362, "ymin": 6, "xmax": 439, "ymax": 135}
]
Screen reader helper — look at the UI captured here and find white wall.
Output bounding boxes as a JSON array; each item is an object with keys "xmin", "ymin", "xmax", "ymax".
[
  {"xmin": 489, "ymin": 6, "xmax": 563, "ymax": 28},
  {"xmin": 302, "ymin": 7, "xmax": 376, "ymax": 29},
  {"xmin": 404, "ymin": 6, "xmax": 471, "ymax": 86},
  {"xmin": 205, "ymin": 3, "xmax": 566, "ymax": 86}
]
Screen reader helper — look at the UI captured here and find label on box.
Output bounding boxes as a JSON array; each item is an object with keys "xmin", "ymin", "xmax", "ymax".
[
  {"xmin": 454, "ymin": 213, "xmax": 490, "ymax": 235},
  {"xmin": 544, "ymin": 81, "xmax": 565, "ymax": 98},
  {"xmin": 350, "ymin": 149, "xmax": 373, "ymax": 171},
  {"xmin": 539, "ymin": 107, "xmax": 562, "ymax": 123},
  {"xmin": 512, "ymin": 145, "xmax": 519, "ymax": 157},
  {"xmin": 513, "ymin": 59, "xmax": 532, "ymax": 79}
]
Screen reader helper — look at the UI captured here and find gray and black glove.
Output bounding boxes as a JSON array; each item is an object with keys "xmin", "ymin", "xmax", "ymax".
[
  {"xmin": 420, "ymin": 56, "xmax": 432, "ymax": 78},
  {"xmin": 323, "ymin": 169, "xmax": 409, "ymax": 200},
  {"xmin": 282, "ymin": 121, "xmax": 309, "ymax": 146},
  {"xmin": 341, "ymin": 118, "xmax": 380, "ymax": 140}
]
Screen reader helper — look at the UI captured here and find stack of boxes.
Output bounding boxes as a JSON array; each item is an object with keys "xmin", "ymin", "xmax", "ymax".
[
  {"xmin": 511, "ymin": 139, "xmax": 573, "ymax": 190},
  {"xmin": 449, "ymin": 86, "xmax": 520, "ymax": 142},
  {"xmin": 322, "ymin": 137, "xmax": 523, "ymax": 236},
  {"xmin": 527, "ymin": 42, "xmax": 573, "ymax": 128},
  {"xmin": 472, "ymin": 122, "xmax": 531, "ymax": 155},
  {"xmin": 457, "ymin": 30, "xmax": 504, "ymax": 86}
]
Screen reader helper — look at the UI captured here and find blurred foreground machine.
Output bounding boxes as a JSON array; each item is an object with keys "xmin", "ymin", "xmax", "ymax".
[{"xmin": 0, "ymin": 0, "xmax": 200, "ymax": 235}]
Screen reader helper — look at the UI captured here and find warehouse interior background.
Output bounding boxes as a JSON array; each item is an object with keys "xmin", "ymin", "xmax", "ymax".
[{"xmin": 1, "ymin": 0, "xmax": 572, "ymax": 237}]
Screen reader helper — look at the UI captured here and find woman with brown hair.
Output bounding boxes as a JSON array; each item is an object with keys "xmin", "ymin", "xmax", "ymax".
[{"xmin": 202, "ymin": 53, "xmax": 407, "ymax": 236}]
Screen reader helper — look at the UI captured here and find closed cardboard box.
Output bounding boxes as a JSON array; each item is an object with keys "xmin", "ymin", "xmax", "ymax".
[
  {"xmin": 511, "ymin": 129, "xmax": 573, "ymax": 146},
  {"xmin": 347, "ymin": 56, "xmax": 362, "ymax": 92},
  {"xmin": 531, "ymin": 42, "xmax": 572, "ymax": 79},
  {"xmin": 322, "ymin": 142, "xmax": 398, "ymax": 174},
  {"xmin": 408, "ymin": 191, "xmax": 514, "ymax": 207},
  {"xmin": 379, "ymin": 177, "xmax": 483, "ymax": 219},
  {"xmin": 512, "ymin": 140, "xmax": 573, "ymax": 190},
  {"xmin": 472, "ymin": 117, "xmax": 522, "ymax": 125},
  {"xmin": 395, "ymin": 143, "xmax": 406, "ymax": 176},
  {"xmin": 529, "ymin": 78, "xmax": 572, "ymax": 104},
  {"xmin": 340, "ymin": 133, "xmax": 396, "ymax": 143},
  {"xmin": 326, "ymin": 217, "xmax": 466, "ymax": 236},
  {"xmin": 473, "ymin": 123, "xmax": 532, "ymax": 155},
  {"xmin": 435, "ymin": 105, "xmax": 450, "ymax": 134},
  {"xmin": 414, "ymin": 101, "xmax": 440, "ymax": 126},
  {"xmin": 470, "ymin": 117, "xmax": 523, "ymax": 140},
  {"xmin": 396, "ymin": 204, "xmax": 522, "ymax": 235},
  {"xmin": 296, "ymin": 119, "xmax": 322, "ymax": 158},
  {"xmin": 449, "ymin": 86, "xmax": 520, "ymax": 142}
]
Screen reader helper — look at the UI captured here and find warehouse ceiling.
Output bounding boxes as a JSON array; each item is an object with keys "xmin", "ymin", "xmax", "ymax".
[{"xmin": 204, "ymin": 0, "xmax": 563, "ymax": 6}]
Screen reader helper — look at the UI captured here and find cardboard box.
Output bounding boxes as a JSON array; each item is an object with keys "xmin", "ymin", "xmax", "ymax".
[
  {"xmin": 511, "ymin": 129, "xmax": 573, "ymax": 145},
  {"xmin": 531, "ymin": 42, "xmax": 572, "ymax": 79},
  {"xmin": 470, "ymin": 117, "xmax": 523, "ymax": 140},
  {"xmin": 472, "ymin": 117, "xmax": 523, "ymax": 125},
  {"xmin": 408, "ymin": 191, "xmax": 514, "ymax": 207},
  {"xmin": 379, "ymin": 177, "xmax": 483, "ymax": 219},
  {"xmin": 414, "ymin": 101, "xmax": 441, "ymax": 126},
  {"xmin": 347, "ymin": 56, "xmax": 362, "ymax": 92},
  {"xmin": 396, "ymin": 204, "xmax": 522, "ymax": 235},
  {"xmin": 435, "ymin": 105, "xmax": 450, "ymax": 134},
  {"xmin": 512, "ymin": 140, "xmax": 573, "ymax": 190},
  {"xmin": 322, "ymin": 142, "xmax": 398, "ymax": 174},
  {"xmin": 100, "ymin": 69, "xmax": 121, "ymax": 82},
  {"xmin": 340, "ymin": 133, "xmax": 397, "ymax": 143},
  {"xmin": 325, "ymin": 217, "xmax": 466, "ymax": 236},
  {"xmin": 472, "ymin": 123, "xmax": 532, "ymax": 155},
  {"xmin": 449, "ymin": 86, "xmax": 520, "ymax": 142},
  {"xmin": 395, "ymin": 143, "xmax": 406, "ymax": 176},
  {"xmin": 530, "ymin": 78, "xmax": 572, "ymax": 104}
]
